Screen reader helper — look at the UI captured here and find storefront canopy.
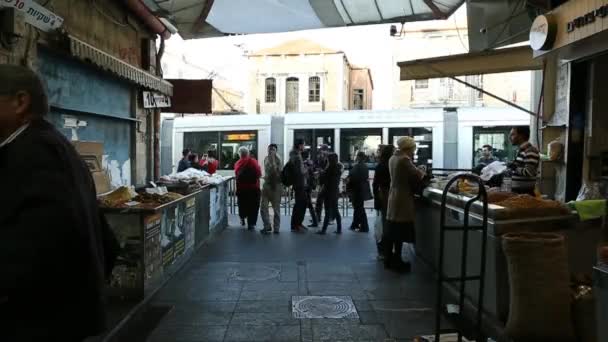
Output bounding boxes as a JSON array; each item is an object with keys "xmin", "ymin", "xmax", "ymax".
[
  {"xmin": 142, "ymin": 0, "xmax": 465, "ymax": 39},
  {"xmin": 398, "ymin": 45, "xmax": 543, "ymax": 81}
]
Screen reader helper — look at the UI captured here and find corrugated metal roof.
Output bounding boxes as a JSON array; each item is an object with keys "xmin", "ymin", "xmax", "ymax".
[{"xmin": 149, "ymin": 0, "xmax": 465, "ymax": 40}]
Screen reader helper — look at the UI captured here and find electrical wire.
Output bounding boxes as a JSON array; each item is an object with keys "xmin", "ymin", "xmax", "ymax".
[
  {"xmin": 91, "ymin": 0, "xmax": 129, "ymax": 27},
  {"xmin": 453, "ymin": 15, "xmax": 468, "ymax": 52}
]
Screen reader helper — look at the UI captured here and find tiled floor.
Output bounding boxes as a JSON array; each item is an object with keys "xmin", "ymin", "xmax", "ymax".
[{"xmin": 146, "ymin": 214, "xmax": 443, "ymax": 342}]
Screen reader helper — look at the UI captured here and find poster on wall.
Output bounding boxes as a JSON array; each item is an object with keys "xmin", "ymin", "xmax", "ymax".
[
  {"xmin": 180, "ymin": 198, "xmax": 196, "ymax": 252},
  {"xmin": 144, "ymin": 214, "xmax": 162, "ymax": 283},
  {"xmin": 161, "ymin": 207, "xmax": 176, "ymax": 267},
  {"xmin": 106, "ymin": 214, "xmax": 142, "ymax": 290}
]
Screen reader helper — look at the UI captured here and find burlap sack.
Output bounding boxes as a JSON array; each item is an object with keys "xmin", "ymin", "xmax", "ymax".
[{"xmin": 502, "ymin": 232, "xmax": 576, "ymax": 342}]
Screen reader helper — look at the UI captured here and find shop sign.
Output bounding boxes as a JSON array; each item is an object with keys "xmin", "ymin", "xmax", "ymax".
[
  {"xmin": 567, "ymin": 5, "xmax": 608, "ymax": 33},
  {"xmin": 143, "ymin": 91, "xmax": 171, "ymax": 108},
  {"xmin": 0, "ymin": 0, "xmax": 64, "ymax": 32},
  {"xmin": 530, "ymin": 14, "xmax": 557, "ymax": 51}
]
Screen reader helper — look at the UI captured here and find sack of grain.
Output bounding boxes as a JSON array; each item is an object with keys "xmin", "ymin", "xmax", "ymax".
[{"xmin": 502, "ymin": 232, "xmax": 576, "ymax": 342}]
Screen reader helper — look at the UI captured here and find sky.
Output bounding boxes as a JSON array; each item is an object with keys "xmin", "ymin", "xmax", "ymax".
[{"xmin": 164, "ymin": 6, "xmax": 469, "ymax": 110}]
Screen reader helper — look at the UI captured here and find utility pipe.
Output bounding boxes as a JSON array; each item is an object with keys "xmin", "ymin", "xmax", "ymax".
[{"xmin": 125, "ymin": 0, "xmax": 171, "ymax": 40}]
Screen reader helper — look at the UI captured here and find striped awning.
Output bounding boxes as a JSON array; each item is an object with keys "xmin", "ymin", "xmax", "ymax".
[{"xmin": 69, "ymin": 35, "xmax": 173, "ymax": 96}]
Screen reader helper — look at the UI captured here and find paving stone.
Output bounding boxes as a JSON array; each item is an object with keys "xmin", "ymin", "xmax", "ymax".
[
  {"xmin": 230, "ymin": 312, "xmax": 300, "ymax": 326},
  {"xmin": 240, "ymin": 289, "xmax": 296, "ymax": 301},
  {"xmin": 224, "ymin": 324, "xmax": 300, "ymax": 341},
  {"xmin": 312, "ymin": 323, "xmax": 387, "ymax": 341},
  {"xmin": 159, "ymin": 307, "xmax": 233, "ymax": 326},
  {"xmin": 147, "ymin": 325, "xmax": 227, "ymax": 342},
  {"xmin": 306, "ymin": 282, "xmax": 368, "ymax": 300},
  {"xmin": 235, "ymin": 300, "xmax": 292, "ymax": 313}
]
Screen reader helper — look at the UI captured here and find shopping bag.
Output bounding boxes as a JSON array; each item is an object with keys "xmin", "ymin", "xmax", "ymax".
[{"xmin": 374, "ymin": 214, "xmax": 383, "ymax": 243}]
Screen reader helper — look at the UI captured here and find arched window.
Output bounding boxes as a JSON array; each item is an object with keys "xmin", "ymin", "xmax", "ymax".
[
  {"xmin": 308, "ymin": 76, "xmax": 320, "ymax": 102},
  {"xmin": 265, "ymin": 78, "xmax": 276, "ymax": 103}
]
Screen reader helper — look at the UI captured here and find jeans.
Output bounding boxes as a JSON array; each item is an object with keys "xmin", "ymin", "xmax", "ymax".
[
  {"xmin": 315, "ymin": 188, "xmax": 326, "ymax": 222},
  {"xmin": 321, "ymin": 196, "xmax": 342, "ymax": 233},
  {"xmin": 237, "ymin": 188, "xmax": 261, "ymax": 227},
  {"xmin": 306, "ymin": 188, "xmax": 318, "ymax": 225},
  {"xmin": 261, "ymin": 184, "xmax": 282, "ymax": 230}
]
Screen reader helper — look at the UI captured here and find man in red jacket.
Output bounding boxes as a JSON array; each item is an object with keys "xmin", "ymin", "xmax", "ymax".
[{"xmin": 234, "ymin": 146, "xmax": 262, "ymax": 230}]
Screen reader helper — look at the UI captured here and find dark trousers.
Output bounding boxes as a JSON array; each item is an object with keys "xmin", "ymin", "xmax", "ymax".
[
  {"xmin": 351, "ymin": 197, "xmax": 369, "ymax": 231},
  {"xmin": 315, "ymin": 188, "xmax": 326, "ymax": 221},
  {"xmin": 306, "ymin": 188, "xmax": 318, "ymax": 225},
  {"xmin": 238, "ymin": 188, "xmax": 260, "ymax": 227},
  {"xmin": 291, "ymin": 188, "xmax": 307, "ymax": 228},
  {"xmin": 321, "ymin": 196, "xmax": 342, "ymax": 232},
  {"xmin": 377, "ymin": 208, "xmax": 388, "ymax": 255}
]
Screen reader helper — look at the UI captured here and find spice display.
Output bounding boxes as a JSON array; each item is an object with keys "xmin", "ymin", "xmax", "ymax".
[
  {"xmin": 134, "ymin": 192, "xmax": 183, "ymax": 205},
  {"xmin": 98, "ymin": 186, "xmax": 137, "ymax": 207},
  {"xmin": 486, "ymin": 191, "xmax": 517, "ymax": 204},
  {"xmin": 496, "ymin": 195, "xmax": 570, "ymax": 213}
]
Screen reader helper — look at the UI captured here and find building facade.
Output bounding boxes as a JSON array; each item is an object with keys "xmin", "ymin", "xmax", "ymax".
[
  {"xmin": 393, "ymin": 25, "xmax": 532, "ymax": 110},
  {"xmin": 245, "ymin": 39, "xmax": 373, "ymax": 114},
  {"xmin": 0, "ymin": 0, "xmax": 172, "ymax": 188}
]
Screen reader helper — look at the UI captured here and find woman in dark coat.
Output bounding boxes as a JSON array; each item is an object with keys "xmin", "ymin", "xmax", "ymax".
[
  {"xmin": 349, "ymin": 151, "xmax": 372, "ymax": 232},
  {"xmin": 372, "ymin": 144, "xmax": 395, "ymax": 259},
  {"xmin": 316, "ymin": 153, "xmax": 343, "ymax": 234}
]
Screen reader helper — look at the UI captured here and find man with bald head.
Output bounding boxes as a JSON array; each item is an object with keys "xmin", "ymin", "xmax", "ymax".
[{"xmin": 0, "ymin": 65, "xmax": 118, "ymax": 341}]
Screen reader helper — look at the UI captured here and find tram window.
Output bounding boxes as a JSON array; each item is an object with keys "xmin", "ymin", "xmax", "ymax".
[
  {"xmin": 473, "ymin": 126, "xmax": 517, "ymax": 166},
  {"xmin": 294, "ymin": 129, "xmax": 334, "ymax": 162},
  {"xmin": 220, "ymin": 131, "xmax": 258, "ymax": 170},
  {"xmin": 340, "ymin": 128, "xmax": 382, "ymax": 170},
  {"xmin": 184, "ymin": 131, "xmax": 220, "ymax": 161},
  {"xmin": 389, "ymin": 127, "xmax": 433, "ymax": 166}
]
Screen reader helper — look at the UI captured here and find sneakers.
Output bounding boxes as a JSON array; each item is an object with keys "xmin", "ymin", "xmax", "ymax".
[
  {"xmin": 261, "ymin": 228, "xmax": 272, "ymax": 234},
  {"xmin": 291, "ymin": 224, "xmax": 306, "ymax": 232}
]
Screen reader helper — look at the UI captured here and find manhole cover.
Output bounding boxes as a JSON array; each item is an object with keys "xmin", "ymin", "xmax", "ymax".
[
  {"xmin": 292, "ymin": 296, "xmax": 359, "ymax": 319},
  {"xmin": 230, "ymin": 266, "xmax": 280, "ymax": 281}
]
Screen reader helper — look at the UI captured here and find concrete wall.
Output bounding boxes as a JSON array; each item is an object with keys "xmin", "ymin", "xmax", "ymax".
[{"xmin": 246, "ymin": 53, "xmax": 348, "ymax": 114}]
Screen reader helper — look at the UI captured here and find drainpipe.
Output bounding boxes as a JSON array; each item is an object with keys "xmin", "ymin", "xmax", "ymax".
[
  {"xmin": 153, "ymin": 37, "xmax": 166, "ymax": 180},
  {"xmin": 125, "ymin": 0, "xmax": 171, "ymax": 40}
]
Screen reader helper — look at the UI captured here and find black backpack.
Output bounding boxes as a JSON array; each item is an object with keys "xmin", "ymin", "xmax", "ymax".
[
  {"xmin": 237, "ymin": 163, "xmax": 257, "ymax": 184},
  {"xmin": 281, "ymin": 161, "xmax": 293, "ymax": 186}
]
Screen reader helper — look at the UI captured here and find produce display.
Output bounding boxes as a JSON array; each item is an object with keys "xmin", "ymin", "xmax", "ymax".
[
  {"xmin": 99, "ymin": 186, "xmax": 137, "ymax": 207},
  {"xmin": 134, "ymin": 192, "xmax": 183, "ymax": 205},
  {"xmin": 486, "ymin": 191, "xmax": 517, "ymax": 204},
  {"xmin": 496, "ymin": 195, "xmax": 570, "ymax": 214},
  {"xmin": 159, "ymin": 169, "xmax": 227, "ymax": 185}
]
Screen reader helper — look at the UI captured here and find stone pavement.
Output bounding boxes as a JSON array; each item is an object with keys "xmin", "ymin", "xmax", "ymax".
[{"xmin": 146, "ymin": 214, "xmax": 445, "ymax": 342}]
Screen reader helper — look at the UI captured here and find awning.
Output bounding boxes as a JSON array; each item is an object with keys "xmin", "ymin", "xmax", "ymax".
[
  {"xmin": 398, "ymin": 45, "xmax": 543, "ymax": 81},
  {"xmin": 69, "ymin": 35, "xmax": 173, "ymax": 96},
  {"xmin": 144, "ymin": 0, "xmax": 465, "ymax": 40}
]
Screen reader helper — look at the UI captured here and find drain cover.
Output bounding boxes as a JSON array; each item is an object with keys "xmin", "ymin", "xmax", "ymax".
[
  {"xmin": 292, "ymin": 296, "xmax": 359, "ymax": 319},
  {"xmin": 230, "ymin": 266, "xmax": 280, "ymax": 281}
]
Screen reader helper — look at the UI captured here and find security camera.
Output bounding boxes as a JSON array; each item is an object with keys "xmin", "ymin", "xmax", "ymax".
[
  {"xmin": 480, "ymin": 27, "xmax": 488, "ymax": 34},
  {"xmin": 390, "ymin": 25, "xmax": 397, "ymax": 37}
]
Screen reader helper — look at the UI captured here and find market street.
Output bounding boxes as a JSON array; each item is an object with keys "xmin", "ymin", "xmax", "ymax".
[{"xmin": 141, "ymin": 214, "xmax": 442, "ymax": 342}]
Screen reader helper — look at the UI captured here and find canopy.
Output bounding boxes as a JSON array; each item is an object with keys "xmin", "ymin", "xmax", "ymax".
[{"xmin": 142, "ymin": 0, "xmax": 465, "ymax": 39}]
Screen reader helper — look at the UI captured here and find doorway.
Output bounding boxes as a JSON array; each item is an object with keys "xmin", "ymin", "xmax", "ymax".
[{"xmin": 286, "ymin": 77, "xmax": 299, "ymax": 113}]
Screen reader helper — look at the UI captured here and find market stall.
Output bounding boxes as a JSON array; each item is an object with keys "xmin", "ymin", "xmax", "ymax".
[
  {"xmin": 415, "ymin": 180, "xmax": 601, "ymax": 326},
  {"xmin": 98, "ymin": 169, "xmax": 232, "ymax": 300}
]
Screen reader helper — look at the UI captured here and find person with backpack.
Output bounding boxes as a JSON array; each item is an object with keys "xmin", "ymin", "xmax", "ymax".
[
  {"xmin": 302, "ymin": 150, "xmax": 319, "ymax": 228},
  {"xmin": 260, "ymin": 144, "xmax": 282, "ymax": 234},
  {"xmin": 315, "ymin": 153, "xmax": 343, "ymax": 234},
  {"xmin": 234, "ymin": 147, "xmax": 262, "ymax": 230}
]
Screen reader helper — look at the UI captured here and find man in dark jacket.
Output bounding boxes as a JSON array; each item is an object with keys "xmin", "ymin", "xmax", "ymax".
[
  {"xmin": 349, "ymin": 151, "xmax": 372, "ymax": 232},
  {"xmin": 0, "ymin": 65, "xmax": 118, "ymax": 341},
  {"xmin": 290, "ymin": 139, "xmax": 307, "ymax": 232}
]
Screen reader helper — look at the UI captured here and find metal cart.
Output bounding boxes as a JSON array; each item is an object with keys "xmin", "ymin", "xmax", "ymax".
[{"xmin": 435, "ymin": 173, "xmax": 489, "ymax": 342}]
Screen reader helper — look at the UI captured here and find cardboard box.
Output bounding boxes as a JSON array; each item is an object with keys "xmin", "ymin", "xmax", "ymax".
[{"xmin": 73, "ymin": 141, "xmax": 111, "ymax": 194}]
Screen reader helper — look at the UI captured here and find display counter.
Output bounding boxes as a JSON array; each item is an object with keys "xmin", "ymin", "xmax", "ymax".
[
  {"xmin": 100, "ymin": 177, "xmax": 232, "ymax": 300},
  {"xmin": 415, "ymin": 187, "xmax": 600, "ymax": 325}
]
